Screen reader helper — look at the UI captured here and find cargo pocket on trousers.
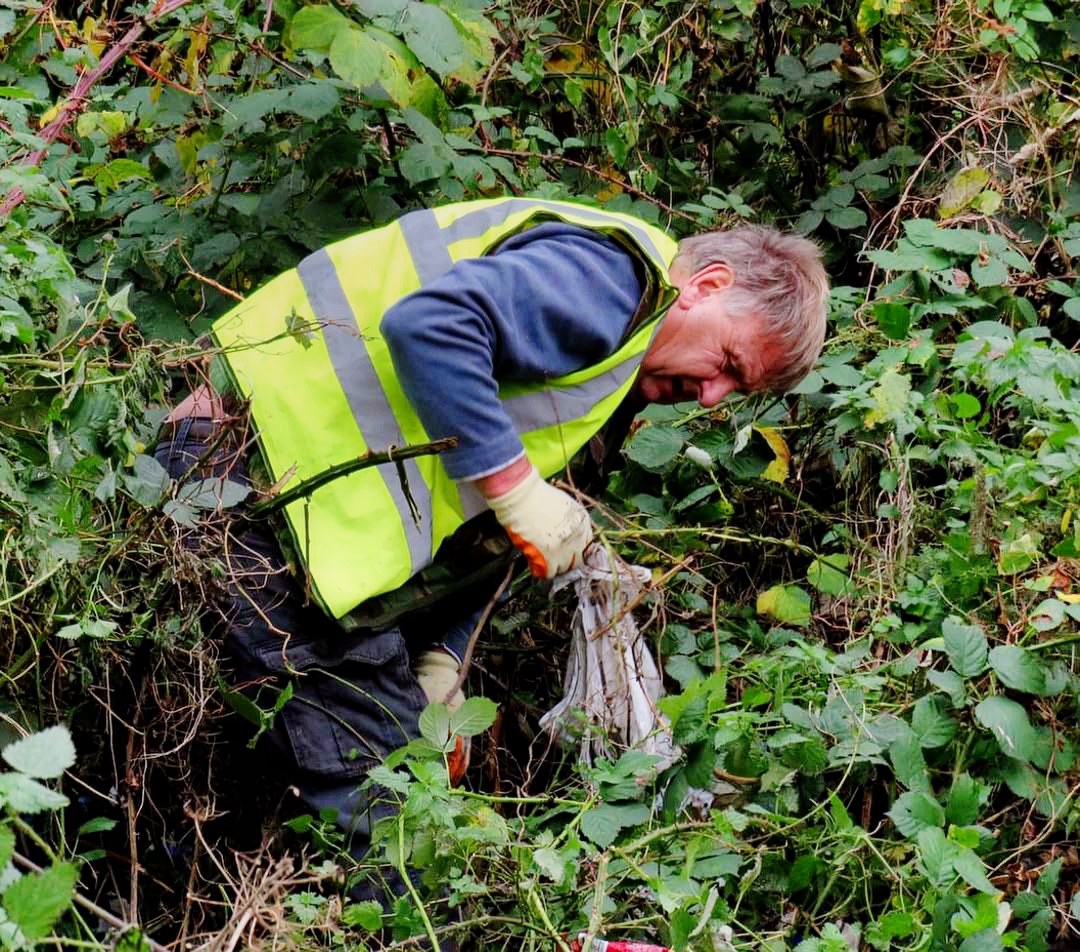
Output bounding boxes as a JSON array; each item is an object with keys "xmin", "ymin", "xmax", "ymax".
[{"xmin": 255, "ymin": 627, "xmax": 427, "ymax": 781}]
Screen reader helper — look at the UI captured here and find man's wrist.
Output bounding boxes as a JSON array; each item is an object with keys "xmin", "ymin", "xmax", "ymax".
[{"xmin": 472, "ymin": 454, "xmax": 533, "ymax": 499}]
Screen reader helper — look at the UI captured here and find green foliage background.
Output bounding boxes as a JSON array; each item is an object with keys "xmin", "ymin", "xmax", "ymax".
[{"xmin": 2, "ymin": 0, "xmax": 1080, "ymax": 948}]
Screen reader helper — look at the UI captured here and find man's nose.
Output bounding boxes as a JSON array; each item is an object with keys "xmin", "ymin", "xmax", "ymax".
[{"xmin": 697, "ymin": 378, "xmax": 738, "ymax": 407}]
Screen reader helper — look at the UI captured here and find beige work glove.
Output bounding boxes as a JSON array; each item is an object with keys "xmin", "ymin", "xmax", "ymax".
[
  {"xmin": 486, "ymin": 466, "xmax": 592, "ymax": 579},
  {"xmin": 416, "ymin": 649, "xmax": 465, "ymax": 713}
]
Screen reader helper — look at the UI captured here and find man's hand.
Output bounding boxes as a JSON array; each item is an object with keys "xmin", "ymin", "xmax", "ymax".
[
  {"xmin": 482, "ymin": 465, "xmax": 592, "ymax": 578},
  {"xmin": 416, "ymin": 649, "xmax": 465, "ymax": 712}
]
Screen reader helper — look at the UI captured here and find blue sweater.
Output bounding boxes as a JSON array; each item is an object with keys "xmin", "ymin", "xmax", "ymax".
[{"xmin": 381, "ymin": 222, "xmax": 645, "ymax": 481}]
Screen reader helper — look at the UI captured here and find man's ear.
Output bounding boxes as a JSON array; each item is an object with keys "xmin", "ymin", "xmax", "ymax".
[{"xmin": 690, "ymin": 262, "xmax": 735, "ymax": 299}]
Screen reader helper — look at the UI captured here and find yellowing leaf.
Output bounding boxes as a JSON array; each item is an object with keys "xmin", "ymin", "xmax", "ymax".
[
  {"xmin": 756, "ymin": 584, "xmax": 812, "ymax": 627},
  {"xmin": 754, "ymin": 425, "xmax": 790, "ymax": 483},
  {"xmin": 1055, "ymin": 592, "xmax": 1080, "ymax": 604},
  {"xmin": 38, "ymin": 103, "xmax": 61, "ymax": 128},
  {"xmin": 80, "ymin": 17, "xmax": 107, "ymax": 57},
  {"xmin": 939, "ymin": 167, "xmax": 990, "ymax": 218},
  {"xmin": 864, "ymin": 369, "xmax": 911, "ymax": 428}
]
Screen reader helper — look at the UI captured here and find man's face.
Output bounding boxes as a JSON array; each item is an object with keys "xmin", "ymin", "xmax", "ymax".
[{"xmin": 637, "ymin": 263, "xmax": 783, "ymax": 407}]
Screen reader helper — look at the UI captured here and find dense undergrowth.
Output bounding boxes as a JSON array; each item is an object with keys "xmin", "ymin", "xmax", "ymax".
[{"xmin": 2, "ymin": 0, "xmax": 1080, "ymax": 948}]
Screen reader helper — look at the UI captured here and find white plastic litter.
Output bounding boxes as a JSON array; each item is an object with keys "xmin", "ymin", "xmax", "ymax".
[{"xmin": 540, "ymin": 547, "xmax": 680, "ymax": 769}]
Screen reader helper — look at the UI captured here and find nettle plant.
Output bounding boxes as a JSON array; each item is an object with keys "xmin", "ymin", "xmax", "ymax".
[{"xmin": 0, "ymin": 726, "xmax": 79, "ymax": 947}]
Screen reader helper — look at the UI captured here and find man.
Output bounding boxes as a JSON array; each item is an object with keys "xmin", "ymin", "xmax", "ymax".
[{"xmin": 158, "ymin": 197, "xmax": 828, "ymax": 898}]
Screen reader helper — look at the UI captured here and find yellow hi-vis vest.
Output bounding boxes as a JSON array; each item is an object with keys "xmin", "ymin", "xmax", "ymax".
[{"xmin": 211, "ymin": 198, "xmax": 679, "ymax": 618}]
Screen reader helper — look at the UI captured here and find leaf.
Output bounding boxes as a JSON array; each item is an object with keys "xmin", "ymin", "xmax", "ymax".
[
  {"xmin": 580, "ymin": 803, "xmax": 651, "ymax": 848},
  {"xmin": 402, "ymin": 2, "xmax": 469, "ymax": 79},
  {"xmin": 952, "ymin": 847, "xmax": 999, "ymax": 894},
  {"xmin": 952, "ymin": 393, "xmax": 981, "ymax": 419},
  {"xmin": 889, "ymin": 732, "xmax": 930, "ymax": 793},
  {"xmin": 418, "ymin": 703, "xmax": 453, "ymax": 753},
  {"xmin": 448, "ymin": 697, "xmax": 497, "ymax": 738},
  {"xmin": 926, "ymin": 669, "xmax": 967, "ymax": 707},
  {"xmin": 888, "ymin": 791, "xmax": 945, "ymax": 838},
  {"xmin": 958, "ymin": 929, "xmax": 1004, "ymax": 952},
  {"xmin": 123, "ymin": 454, "xmax": 170, "ymax": 507},
  {"xmin": 827, "ymin": 205, "xmax": 867, "ymax": 230},
  {"xmin": 2, "ymin": 726, "xmax": 75, "ymax": 779},
  {"xmin": 874, "ymin": 301, "xmax": 911, "ymax": 340},
  {"xmin": 626, "ymin": 426, "xmax": 686, "ymax": 471},
  {"xmin": 756, "ymin": 584, "xmax": 812, "ymax": 627},
  {"xmin": 754, "ymin": 425, "xmax": 790, "ymax": 483},
  {"xmin": 806, "ymin": 554, "xmax": 852, "ymax": 596},
  {"xmin": 342, "ymin": 899, "xmax": 384, "ymax": 931},
  {"xmin": 941, "ymin": 616, "xmax": 988, "ymax": 678},
  {"xmin": 974, "ymin": 696, "xmax": 1037, "ymax": 761},
  {"xmin": 988, "ymin": 645, "xmax": 1048, "ymax": 695},
  {"xmin": 971, "ymin": 256, "xmax": 1009, "ymax": 288},
  {"xmin": 917, "ymin": 827, "xmax": 955, "ymax": 887},
  {"xmin": 864, "ymin": 369, "xmax": 910, "ymax": 428},
  {"xmin": 2, "ymin": 861, "xmax": 78, "ymax": 941},
  {"xmin": 329, "ymin": 28, "xmax": 384, "ymax": 88},
  {"xmin": 912, "ymin": 696, "xmax": 958, "ymax": 748},
  {"xmin": 0, "ymin": 771, "xmax": 68, "ymax": 813},
  {"xmin": 939, "ymin": 167, "xmax": 990, "ymax": 218},
  {"xmin": 291, "ymin": 5, "xmax": 350, "ymax": 52}
]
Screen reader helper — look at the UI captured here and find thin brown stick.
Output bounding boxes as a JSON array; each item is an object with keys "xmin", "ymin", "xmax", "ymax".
[
  {"xmin": 180, "ymin": 251, "xmax": 245, "ymax": 302},
  {"xmin": 12, "ymin": 852, "xmax": 171, "ymax": 952},
  {"xmin": 443, "ymin": 563, "xmax": 515, "ymax": 704},
  {"xmin": 0, "ymin": 0, "xmax": 196, "ymax": 217}
]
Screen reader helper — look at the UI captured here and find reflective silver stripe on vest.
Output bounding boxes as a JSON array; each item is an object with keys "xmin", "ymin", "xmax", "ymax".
[
  {"xmin": 398, "ymin": 199, "xmax": 669, "ymax": 287},
  {"xmin": 501, "ymin": 347, "xmax": 646, "ymax": 435},
  {"xmin": 440, "ymin": 199, "xmax": 668, "ymax": 269},
  {"xmin": 298, "ymin": 249, "xmax": 432, "ymax": 572},
  {"xmin": 399, "ymin": 208, "xmax": 453, "ymax": 285}
]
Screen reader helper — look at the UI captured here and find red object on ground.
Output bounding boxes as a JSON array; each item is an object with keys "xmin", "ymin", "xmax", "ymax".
[{"xmin": 569, "ymin": 936, "xmax": 671, "ymax": 952}]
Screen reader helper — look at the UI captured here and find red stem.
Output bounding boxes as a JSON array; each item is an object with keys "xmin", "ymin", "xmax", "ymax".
[{"xmin": 0, "ymin": 0, "xmax": 195, "ymax": 217}]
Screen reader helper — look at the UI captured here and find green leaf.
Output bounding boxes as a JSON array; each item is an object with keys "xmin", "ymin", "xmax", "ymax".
[
  {"xmin": 580, "ymin": 803, "xmax": 651, "ymax": 848},
  {"xmin": 946, "ymin": 773, "xmax": 982, "ymax": 826},
  {"xmin": 974, "ymin": 696, "xmax": 1037, "ymax": 761},
  {"xmin": 889, "ymin": 732, "xmax": 930, "ymax": 793},
  {"xmin": 952, "ymin": 847, "xmax": 998, "ymax": 894},
  {"xmin": 123, "ymin": 455, "xmax": 170, "ymax": 508},
  {"xmin": 988, "ymin": 645, "xmax": 1048, "ymax": 695},
  {"xmin": 626, "ymin": 426, "xmax": 686, "ymax": 471},
  {"xmin": 917, "ymin": 826, "xmax": 955, "ymax": 887},
  {"xmin": 329, "ymin": 28, "xmax": 384, "ymax": 88},
  {"xmin": 941, "ymin": 616, "xmax": 988, "ymax": 678},
  {"xmin": 402, "ymin": 2, "xmax": 469, "ymax": 79},
  {"xmin": 342, "ymin": 899, "xmax": 384, "ymax": 931},
  {"xmin": 926, "ymin": 669, "xmax": 967, "ymax": 707},
  {"xmin": 864, "ymin": 369, "xmax": 910, "ymax": 428},
  {"xmin": 826, "ymin": 205, "xmax": 867, "ymax": 230},
  {"xmin": 2, "ymin": 861, "xmax": 78, "ymax": 941},
  {"xmin": 756, "ymin": 584, "xmax": 812, "ymax": 627},
  {"xmin": 448, "ymin": 697, "xmax": 497, "ymax": 738},
  {"xmin": 971, "ymin": 255, "xmax": 1009, "ymax": 288},
  {"xmin": 888, "ymin": 791, "xmax": 945, "ymax": 838},
  {"xmin": 0, "ymin": 773, "xmax": 68, "ymax": 813},
  {"xmin": 2, "ymin": 726, "xmax": 75, "ymax": 779},
  {"xmin": 912, "ymin": 696, "xmax": 957, "ymax": 748},
  {"xmin": 958, "ymin": 929, "xmax": 1004, "ymax": 952},
  {"xmin": 806, "ymin": 555, "xmax": 852, "ymax": 596},
  {"xmin": 291, "ymin": 5, "xmax": 350, "ymax": 52},
  {"xmin": 0, "ymin": 826, "xmax": 14, "ymax": 870},
  {"xmin": 874, "ymin": 302, "xmax": 911, "ymax": 340},
  {"xmin": 353, "ymin": 0, "xmax": 410, "ymax": 15},
  {"xmin": 951, "ymin": 393, "xmax": 981, "ymax": 419},
  {"xmin": 418, "ymin": 702, "xmax": 453, "ymax": 752}
]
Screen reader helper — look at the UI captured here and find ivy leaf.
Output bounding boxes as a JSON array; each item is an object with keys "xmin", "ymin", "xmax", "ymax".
[
  {"xmin": 888, "ymin": 791, "xmax": 945, "ymax": 838},
  {"xmin": 756, "ymin": 584, "xmax": 812, "ymax": 627},
  {"xmin": 974, "ymin": 696, "xmax": 1037, "ymax": 761},
  {"xmin": 329, "ymin": 28, "xmax": 385, "ymax": 89},
  {"xmin": 2, "ymin": 861, "xmax": 78, "ymax": 941},
  {"xmin": 626, "ymin": 426, "xmax": 685, "ymax": 471},
  {"xmin": 580, "ymin": 803, "xmax": 651, "ymax": 848},
  {"xmin": 449, "ymin": 697, "xmax": 497, "ymax": 738},
  {"xmin": 2, "ymin": 726, "xmax": 75, "ymax": 779},
  {"xmin": 941, "ymin": 616, "xmax": 988, "ymax": 678},
  {"xmin": 988, "ymin": 645, "xmax": 1048, "ymax": 695}
]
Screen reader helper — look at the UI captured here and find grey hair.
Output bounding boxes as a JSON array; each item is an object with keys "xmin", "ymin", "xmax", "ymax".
[{"xmin": 674, "ymin": 225, "xmax": 829, "ymax": 392}]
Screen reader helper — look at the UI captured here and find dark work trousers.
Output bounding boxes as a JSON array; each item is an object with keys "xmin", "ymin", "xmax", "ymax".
[{"xmin": 154, "ymin": 418, "xmax": 472, "ymax": 903}]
